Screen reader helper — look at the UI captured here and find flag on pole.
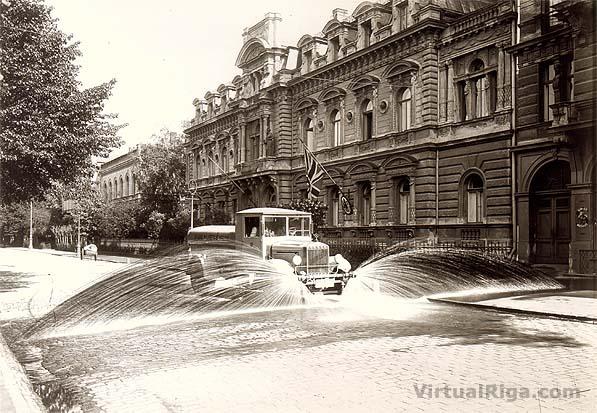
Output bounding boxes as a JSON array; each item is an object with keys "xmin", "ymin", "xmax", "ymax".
[{"xmin": 303, "ymin": 147, "xmax": 324, "ymax": 198}]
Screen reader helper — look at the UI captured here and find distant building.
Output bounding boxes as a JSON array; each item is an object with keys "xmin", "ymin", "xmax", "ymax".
[
  {"xmin": 97, "ymin": 147, "xmax": 141, "ymax": 202},
  {"xmin": 183, "ymin": 1, "xmax": 595, "ymax": 272}
]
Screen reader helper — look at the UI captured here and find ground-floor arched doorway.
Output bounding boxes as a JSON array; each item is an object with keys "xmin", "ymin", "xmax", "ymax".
[{"xmin": 529, "ymin": 160, "xmax": 571, "ymax": 264}]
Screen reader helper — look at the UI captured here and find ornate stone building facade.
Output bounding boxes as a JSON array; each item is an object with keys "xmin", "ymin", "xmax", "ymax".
[
  {"xmin": 98, "ymin": 147, "xmax": 141, "ymax": 203},
  {"xmin": 184, "ymin": 1, "xmax": 594, "ymax": 271},
  {"xmin": 508, "ymin": 0, "xmax": 596, "ymax": 272}
]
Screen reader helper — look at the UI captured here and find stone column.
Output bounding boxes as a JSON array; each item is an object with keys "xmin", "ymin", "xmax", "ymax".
[
  {"xmin": 370, "ymin": 181, "xmax": 377, "ymax": 226},
  {"xmin": 439, "ymin": 65, "xmax": 447, "ymax": 122},
  {"xmin": 239, "ymin": 122, "xmax": 246, "ymax": 163},
  {"xmin": 497, "ymin": 43, "xmax": 505, "ymax": 111},
  {"xmin": 446, "ymin": 60, "xmax": 454, "ymax": 122},
  {"xmin": 465, "ymin": 80, "xmax": 473, "ymax": 121},
  {"xmin": 372, "ymin": 87, "xmax": 378, "ymax": 138},
  {"xmin": 259, "ymin": 115, "xmax": 267, "ymax": 159}
]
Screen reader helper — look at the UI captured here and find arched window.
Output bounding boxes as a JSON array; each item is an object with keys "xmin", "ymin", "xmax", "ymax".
[
  {"xmin": 195, "ymin": 155, "xmax": 201, "ymax": 178},
  {"xmin": 103, "ymin": 183, "xmax": 108, "ymax": 201},
  {"xmin": 331, "ymin": 110, "xmax": 341, "ymax": 146},
  {"xmin": 360, "ymin": 182, "xmax": 372, "ymax": 226},
  {"xmin": 398, "ymin": 178, "xmax": 411, "ymax": 224},
  {"xmin": 328, "ymin": 187, "xmax": 340, "ymax": 226},
  {"xmin": 362, "ymin": 99, "xmax": 373, "ymax": 140},
  {"xmin": 221, "ymin": 147, "xmax": 229, "ymax": 172},
  {"xmin": 398, "ymin": 89, "xmax": 412, "ymax": 132},
  {"xmin": 109, "ymin": 182, "xmax": 113, "ymax": 200},
  {"xmin": 304, "ymin": 118, "xmax": 315, "ymax": 150},
  {"xmin": 459, "ymin": 59, "xmax": 496, "ymax": 121},
  {"xmin": 125, "ymin": 175, "xmax": 130, "ymax": 197},
  {"xmin": 208, "ymin": 151, "xmax": 215, "ymax": 176},
  {"xmin": 131, "ymin": 175, "xmax": 136, "ymax": 195},
  {"xmin": 114, "ymin": 179, "xmax": 118, "ymax": 199},
  {"xmin": 119, "ymin": 177, "xmax": 124, "ymax": 198},
  {"xmin": 464, "ymin": 173, "xmax": 484, "ymax": 223}
]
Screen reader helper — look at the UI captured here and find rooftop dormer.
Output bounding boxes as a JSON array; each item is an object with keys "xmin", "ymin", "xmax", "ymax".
[
  {"xmin": 322, "ymin": 10, "xmax": 357, "ymax": 64},
  {"xmin": 353, "ymin": 1, "xmax": 392, "ymax": 50}
]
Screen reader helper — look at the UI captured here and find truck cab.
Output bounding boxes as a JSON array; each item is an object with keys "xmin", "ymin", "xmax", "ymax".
[{"xmin": 187, "ymin": 207, "xmax": 353, "ymax": 294}]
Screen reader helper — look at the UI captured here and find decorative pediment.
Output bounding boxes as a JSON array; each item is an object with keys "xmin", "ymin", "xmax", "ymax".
[
  {"xmin": 382, "ymin": 61, "xmax": 420, "ymax": 80},
  {"xmin": 294, "ymin": 97, "xmax": 319, "ymax": 111},
  {"xmin": 319, "ymin": 87, "xmax": 346, "ymax": 102},
  {"xmin": 352, "ymin": 1, "xmax": 376, "ymax": 18},
  {"xmin": 322, "ymin": 19, "xmax": 342, "ymax": 36},
  {"xmin": 348, "ymin": 75, "xmax": 380, "ymax": 91},
  {"xmin": 380, "ymin": 154, "xmax": 419, "ymax": 170},
  {"xmin": 297, "ymin": 34, "xmax": 314, "ymax": 49},
  {"xmin": 235, "ymin": 38, "xmax": 269, "ymax": 68}
]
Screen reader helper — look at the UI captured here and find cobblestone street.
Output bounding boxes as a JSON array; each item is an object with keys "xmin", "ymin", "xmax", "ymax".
[{"xmin": 1, "ymin": 248, "xmax": 596, "ymax": 412}]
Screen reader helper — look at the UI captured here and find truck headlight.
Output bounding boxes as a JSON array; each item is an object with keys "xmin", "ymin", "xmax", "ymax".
[{"xmin": 292, "ymin": 253, "xmax": 302, "ymax": 266}]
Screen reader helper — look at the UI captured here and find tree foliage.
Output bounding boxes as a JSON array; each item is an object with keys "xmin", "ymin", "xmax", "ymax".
[
  {"xmin": 0, "ymin": 0, "xmax": 123, "ymax": 203},
  {"xmin": 281, "ymin": 198, "xmax": 327, "ymax": 233},
  {"xmin": 135, "ymin": 129, "xmax": 187, "ymax": 218}
]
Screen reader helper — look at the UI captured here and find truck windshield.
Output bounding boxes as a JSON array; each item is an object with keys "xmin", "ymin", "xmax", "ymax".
[
  {"xmin": 264, "ymin": 216, "xmax": 286, "ymax": 237},
  {"xmin": 289, "ymin": 217, "xmax": 310, "ymax": 236}
]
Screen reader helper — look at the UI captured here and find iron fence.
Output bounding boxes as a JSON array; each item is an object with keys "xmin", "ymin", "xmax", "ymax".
[
  {"xmin": 321, "ymin": 236, "xmax": 512, "ymax": 268},
  {"xmin": 579, "ymin": 250, "xmax": 597, "ymax": 274}
]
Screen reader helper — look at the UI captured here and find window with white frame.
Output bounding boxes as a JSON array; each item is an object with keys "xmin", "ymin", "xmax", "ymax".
[
  {"xmin": 465, "ymin": 174, "xmax": 484, "ymax": 223},
  {"xmin": 397, "ymin": 88, "xmax": 412, "ymax": 132},
  {"xmin": 304, "ymin": 118, "xmax": 315, "ymax": 150},
  {"xmin": 331, "ymin": 110, "xmax": 341, "ymax": 146},
  {"xmin": 362, "ymin": 99, "xmax": 373, "ymax": 140}
]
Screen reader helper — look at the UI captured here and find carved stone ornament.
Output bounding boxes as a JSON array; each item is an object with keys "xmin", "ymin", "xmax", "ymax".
[
  {"xmin": 346, "ymin": 111, "xmax": 354, "ymax": 123},
  {"xmin": 576, "ymin": 207, "xmax": 589, "ymax": 228},
  {"xmin": 379, "ymin": 100, "xmax": 389, "ymax": 113},
  {"xmin": 317, "ymin": 120, "xmax": 325, "ymax": 131}
]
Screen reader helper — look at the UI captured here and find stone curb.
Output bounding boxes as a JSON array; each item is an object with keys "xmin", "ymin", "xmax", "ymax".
[
  {"xmin": 428, "ymin": 297, "xmax": 597, "ymax": 324},
  {"xmin": 0, "ymin": 334, "xmax": 44, "ymax": 413}
]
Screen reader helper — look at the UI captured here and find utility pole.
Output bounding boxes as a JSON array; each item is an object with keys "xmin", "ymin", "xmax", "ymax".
[
  {"xmin": 28, "ymin": 200, "xmax": 33, "ymax": 249},
  {"xmin": 76, "ymin": 212, "xmax": 81, "ymax": 259},
  {"xmin": 190, "ymin": 191, "xmax": 194, "ymax": 229}
]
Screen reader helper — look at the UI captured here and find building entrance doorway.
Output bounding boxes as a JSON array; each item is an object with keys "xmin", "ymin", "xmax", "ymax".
[{"xmin": 530, "ymin": 160, "xmax": 571, "ymax": 264}]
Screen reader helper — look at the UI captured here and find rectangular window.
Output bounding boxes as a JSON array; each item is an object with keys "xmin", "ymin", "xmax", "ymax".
[
  {"xmin": 397, "ymin": 5, "xmax": 407, "ymax": 31},
  {"xmin": 361, "ymin": 20, "xmax": 372, "ymax": 48},
  {"xmin": 330, "ymin": 37, "xmax": 340, "ymax": 62},
  {"xmin": 244, "ymin": 217, "xmax": 260, "ymax": 238},
  {"xmin": 542, "ymin": 63, "xmax": 555, "ymax": 121},
  {"xmin": 264, "ymin": 216, "xmax": 287, "ymax": 237}
]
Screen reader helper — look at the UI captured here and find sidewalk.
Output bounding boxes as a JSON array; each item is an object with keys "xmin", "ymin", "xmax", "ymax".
[
  {"xmin": 0, "ymin": 334, "xmax": 44, "ymax": 413},
  {"xmin": 429, "ymin": 290, "xmax": 597, "ymax": 322},
  {"xmin": 10, "ymin": 246, "xmax": 147, "ymax": 264}
]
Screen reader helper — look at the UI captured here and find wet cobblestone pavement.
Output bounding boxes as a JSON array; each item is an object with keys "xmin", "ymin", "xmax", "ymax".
[
  {"xmin": 1, "ymin": 249, "xmax": 596, "ymax": 412},
  {"xmin": 4, "ymin": 300, "xmax": 596, "ymax": 412}
]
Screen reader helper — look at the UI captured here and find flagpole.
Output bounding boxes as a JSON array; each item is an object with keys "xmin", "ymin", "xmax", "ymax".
[
  {"xmin": 205, "ymin": 154, "xmax": 257, "ymax": 208},
  {"xmin": 297, "ymin": 136, "xmax": 346, "ymax": 194}
]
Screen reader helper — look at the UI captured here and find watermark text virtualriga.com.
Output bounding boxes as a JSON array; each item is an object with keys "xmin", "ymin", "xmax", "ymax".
[{"xmin": 413, "ymin": 383, "xmax": 582, "ymax": 402}]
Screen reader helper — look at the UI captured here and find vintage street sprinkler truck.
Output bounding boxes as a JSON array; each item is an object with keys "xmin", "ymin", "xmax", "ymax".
[{"xmin": 186, "ymin": 207, "xmax": 354, "ymax": 294}]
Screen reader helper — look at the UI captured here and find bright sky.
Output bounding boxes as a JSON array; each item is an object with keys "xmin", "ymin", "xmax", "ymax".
[{"xmin": 45, "ymin": 0, "xmax": 360, "ymax": 160}]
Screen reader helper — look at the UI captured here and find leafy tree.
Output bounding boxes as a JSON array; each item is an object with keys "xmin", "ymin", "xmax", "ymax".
[
  {"xmin": 0, "ymin": 0, "xmax": 123, "ymax": 203},
  {"xmin": 0, "ymin": 200, "xmax": 54, "ymax": 246},
  {"xmin": 281, "ymin": 198, "xmax": 327, "ymax": 233},
  {"xmin": 95, "ymin": 201, "xmax": 139, "ymax": 240},
  {"xmin": 134, "ymin": 129, "xmax": 189, "ymax": 240},
  {"xmin": 135, "ymin": 129, "xmax": 187, "ymax": 218},
  {"xmin": 144, "ymin": 210, "xmax": 165, "ymax": 243}
]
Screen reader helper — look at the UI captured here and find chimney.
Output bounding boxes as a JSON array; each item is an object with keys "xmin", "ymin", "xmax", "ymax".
[{"xmin": 332, "ymin": 8, "xmax": 349, "ymax": 21}]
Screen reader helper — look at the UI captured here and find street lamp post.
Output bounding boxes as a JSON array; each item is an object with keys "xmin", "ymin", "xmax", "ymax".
[
  {"xmin": 76, "ymin": 213, "xmax": 81, "ymax": 259},
  {"xmin": 190, "ymin": 191, "xmax": 194, "ymax": 229},
  {"xmin": 28, "ymin": 200, "xmax": 33, "ymax": 249}
]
